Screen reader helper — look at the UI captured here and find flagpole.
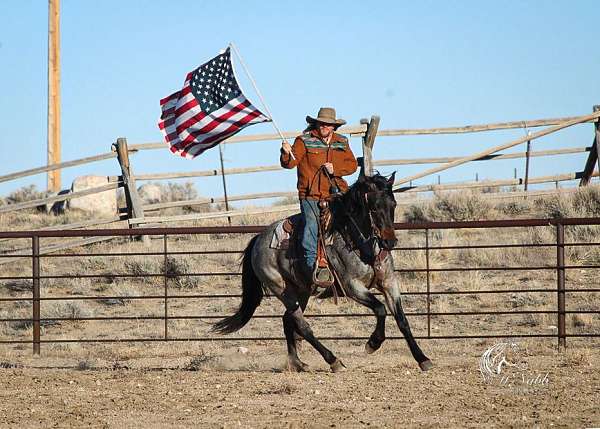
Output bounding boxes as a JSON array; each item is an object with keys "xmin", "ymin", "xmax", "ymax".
[
  {"xmin": 229, "ymin": 42, "xmax": 295, "ymax": 160},
  {"xmin": 218, "ymin": 144, "xmax": 232, "ymax": 225}
]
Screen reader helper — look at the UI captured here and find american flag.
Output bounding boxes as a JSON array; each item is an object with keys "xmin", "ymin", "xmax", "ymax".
[{"xmin": 158, "ymin": 48, "xmax": 270, "ymax": 159}]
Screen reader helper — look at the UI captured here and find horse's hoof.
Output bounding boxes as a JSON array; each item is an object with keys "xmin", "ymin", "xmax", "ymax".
[
  {"xmin": 419, "ymin": 359, "xmax": 434, "ymax": 371},
  {"xmin": 287, "ymin": 358, "xmax": 309, "ymax": 372},
  {"xmin": 330, "ymin": 359, "xmax": 347, "ymax": 373},
  {"xmin": 365, "ymin": 340, "xmax": 382, "ymax": 355}
]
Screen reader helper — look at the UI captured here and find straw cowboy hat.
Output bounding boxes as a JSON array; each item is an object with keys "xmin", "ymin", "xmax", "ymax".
[{"xmin": 306, "ymin": 107, "xmax": 346, "ymax": 127}]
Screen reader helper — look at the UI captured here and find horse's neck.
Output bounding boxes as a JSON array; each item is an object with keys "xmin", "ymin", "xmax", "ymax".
[
  {"xmin": 331, "ymin": 198, "xmax": 370, "ymax": 244},
  {"xmin": 330, "ymin": 201, "xmax": 379, "ymax": 267}
]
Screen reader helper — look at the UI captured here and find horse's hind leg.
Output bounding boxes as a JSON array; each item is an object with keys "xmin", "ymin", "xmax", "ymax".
[
  {"xmin": 381, "ymin": 277, "xmax": 433, "ymax": 371},
  {"xmin": 278, "ymin": 289, "xmax": 344, "ymax": 372},
  {"xmin": 287, "ymin": 306, "xmax": 345, "ymax": 372},
  {"xmin": 282, "ymin": 291, "xmax": 309, "ymax": 372}
]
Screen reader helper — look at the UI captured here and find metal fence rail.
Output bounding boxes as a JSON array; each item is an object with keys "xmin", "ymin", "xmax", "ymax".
[{"xmin": 0, "ymin": 218, "xmax": 599, "ymax": 355}]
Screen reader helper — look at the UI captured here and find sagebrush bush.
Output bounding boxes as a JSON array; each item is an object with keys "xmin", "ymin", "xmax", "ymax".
[
  {"xmin": 572, "ymin": 185, "xmax": 600, "ymax": 216},
  {"xmin": 404, "ymin": 191, "xmax": 494, "ymax": 222},
  {"xmin": 161, "ymin": 182, "xmax": 198, "ymax": 202},
  {"xmin": 497, "ymin": 199, "xmax": 533, "ymax": 216},
  {"xmin": 432, "ymin": 191, "xmax": 494, "ymax": 221},
  {"xmin": 403, "ymin": 204, "xmax": 430, "ymax": 223},
  {"xmin": 43, "ymin": 301, "xmax": 92, "ymax": 320},
  {"xmin": 125, "ymin": 258, "xmax": 159, "ymax": 278},
  {"xmin": 163, "ymin": 257, "xmax": 198, "ymax": 289},
  {"xmin": 534, "ymin": 195, "xmax": 574, "ymax": 219},
  {"xmin": 6, "ymin": 185, "xmax": 47, "ymax": 204}
]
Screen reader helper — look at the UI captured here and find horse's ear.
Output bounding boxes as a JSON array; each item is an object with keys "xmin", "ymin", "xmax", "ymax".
[
  {"xmin": 387, "ymin": 172, "xmax": 396, "ymax": 188},
  {"xmin": 358, "ymin": 157, "xmax": 366, "ymax": 177}
]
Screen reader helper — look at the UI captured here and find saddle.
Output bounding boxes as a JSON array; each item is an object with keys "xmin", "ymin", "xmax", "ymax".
[{"xmin": 270, "ymin": 202, "xmax": 335, "ymax": 289}]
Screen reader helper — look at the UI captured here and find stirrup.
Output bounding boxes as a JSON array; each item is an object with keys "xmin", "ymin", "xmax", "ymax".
[{"xmin": 313, "ymin": 266, "xmax": 334, "ymax": 288}]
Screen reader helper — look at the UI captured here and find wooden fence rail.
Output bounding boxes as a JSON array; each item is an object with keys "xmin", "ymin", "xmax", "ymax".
[
  {"xmin": 374, "ymin": 146, "xmax": 590, "ymax": 166},
  {"xmin": 133, "ymin": 146, "xmax": 591, "ymax": 182},
  {"xmin": 131, "ymin": 186, "xmax": 583, "ymax": 226},
  {"xmin": 142, "ymin": 169, "xmax": 595, "ymax": 211},
  {"xmin": 392, "ymin": 111, "xmax": 600, "ymax": 189},
  {"xmin": 0, "ymin": 182, "xmax": 122, "ymax": 214},
  {"xmin": 0, "ymin": 152, "xmax": 117, "ymax": 184},
  {"xmin": 143, "ymin": 191, "xmax": 296, "ymax": 211},
  {"xmin": 2, "ymin": 112, "xmax": 596, "ymax": 187},
  {"xmin": 0, "ymin": 110, "xmax": 598, "ymax": 236},
  {"xmin": 122, "ymin": 114, "xmax": 600, "ymax": 152},
  {"xmin": 377, "ymin": 115, "xmax": 598, "ymax": 136},
  {"xmin": 397, "ymin": 171, "xmax": 598, "ymax": 193}
]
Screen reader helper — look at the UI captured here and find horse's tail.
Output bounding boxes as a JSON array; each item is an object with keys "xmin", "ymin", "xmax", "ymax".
[{"xmin": 211, "ymin": 235, "xmax": 263, "ymax": 334}]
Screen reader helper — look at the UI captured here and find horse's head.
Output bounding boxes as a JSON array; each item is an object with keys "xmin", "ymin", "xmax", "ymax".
[{"xmin": 344, "ymin": 172, "xmax": 397, "ymax": 250}]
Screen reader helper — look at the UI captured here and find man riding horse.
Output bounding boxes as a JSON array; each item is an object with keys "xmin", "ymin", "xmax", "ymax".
[
  {"xmin": 280, "ymin": 107, "xmax": 358, "ymax": 285},
  {"xmin": 213, "ymin": 107, "xmax": 432, "ymax": 373}
]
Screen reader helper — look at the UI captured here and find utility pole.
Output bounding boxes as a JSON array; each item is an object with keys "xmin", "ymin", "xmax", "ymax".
[{"xmin": 47, "ymin": 0, "xmax": 61, "ymax": 192}]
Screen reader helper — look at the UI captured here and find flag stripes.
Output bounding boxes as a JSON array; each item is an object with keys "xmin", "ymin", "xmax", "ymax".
[{"xmin": 158, "ymin": 48, "xmax": 270, "ymax": 159}]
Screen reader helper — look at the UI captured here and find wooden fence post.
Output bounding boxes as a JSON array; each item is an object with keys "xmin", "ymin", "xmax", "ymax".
[
  {"xmin": 578, "ymin": 105, "xmax": 600, "ymax": 186},
  {"xmin": 114, "ymin": 138, "xmax": 147, "ymax": 239},
  {"xmin": 524, "ymin": 132, "xmax": 532, "ymax": 191},
  {"xmin": 360, "ymin": 115, "xmax": 380, "ymax": 176}
]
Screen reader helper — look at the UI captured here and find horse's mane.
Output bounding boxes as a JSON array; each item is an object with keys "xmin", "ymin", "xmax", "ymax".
[{"xmin": 330, "ymin": 172, "xmax": 393, "ymax": 233}]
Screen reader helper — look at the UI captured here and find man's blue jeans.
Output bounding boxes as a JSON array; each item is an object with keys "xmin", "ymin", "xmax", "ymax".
[{"xmin": 300, "ymin": 199, "xmax": 320, "ymax": 269}]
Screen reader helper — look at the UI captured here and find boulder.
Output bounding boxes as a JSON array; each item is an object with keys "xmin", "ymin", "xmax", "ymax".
[
  {"xmin": 68, "ymin": 175, "xmax": 117, "ymax": 217},
  {"xmin": 138, "ymin": 183, "xmax": 163, "ymax": 204}
]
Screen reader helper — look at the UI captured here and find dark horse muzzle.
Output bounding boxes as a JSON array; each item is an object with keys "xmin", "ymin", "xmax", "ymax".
[{"xmin": 379, "ymin": 227, "xmax": 397, "ymax": 250}]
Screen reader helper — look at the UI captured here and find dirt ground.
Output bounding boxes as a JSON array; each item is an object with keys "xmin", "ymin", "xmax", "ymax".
[
  {"xmin": 1, "ymin": 206, "xmax": 599, "ymax": 427},
  {"xmin": 0, "ymin": 339, "xmax": 598, "ymax": 428}
]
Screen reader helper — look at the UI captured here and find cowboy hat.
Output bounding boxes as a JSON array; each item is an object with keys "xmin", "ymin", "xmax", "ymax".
[{"xmin": 306, "ymin": 107, "xmax": 346, "ymax": 127}]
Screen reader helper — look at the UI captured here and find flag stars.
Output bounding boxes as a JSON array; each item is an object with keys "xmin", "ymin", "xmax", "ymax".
[{"xmin": 189, "ymin": 49, "xmax": 244, "ymax": 114}]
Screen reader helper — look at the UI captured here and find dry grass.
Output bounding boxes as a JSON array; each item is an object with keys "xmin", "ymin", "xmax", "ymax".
[
  {"xmin": 0, "ymin": 185, "xmax": 599, "ymax": 363},
  {"xmin": 401, "ymin": 184, "xmax": 600, "ymax": 222},
  {"xmin": 402, "ymin": 190, "xmax": 495, "ymax": 222}
]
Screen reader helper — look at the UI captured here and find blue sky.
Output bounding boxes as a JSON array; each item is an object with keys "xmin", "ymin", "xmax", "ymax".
[{"xmin": 1, "ymin": 1, "xmax": 599, "ymax": 202}]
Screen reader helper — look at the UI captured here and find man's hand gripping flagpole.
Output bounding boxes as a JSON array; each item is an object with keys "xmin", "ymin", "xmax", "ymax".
[{"xmin": 229, "ymin": 42, "xmax": 295, "ymax": 160}]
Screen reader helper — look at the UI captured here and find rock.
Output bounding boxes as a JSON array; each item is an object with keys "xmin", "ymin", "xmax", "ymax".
[
  {"xmin": 237, "ymin": 346, "xmax": 249, "ymax": 355},
  {"xmin": 138, "ymin": 183, "xmax": 163, "ymax": 204},
  {"xmin": 68, "ymin": 175, "xmax": 117, "ymax": 217}
]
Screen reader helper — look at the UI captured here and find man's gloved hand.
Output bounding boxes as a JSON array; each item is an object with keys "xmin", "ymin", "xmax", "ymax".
[
  {"xmin": 324, "ymin": 162, "xmax": 334, "ymax": 175},
  {"xmin": 281, "ymin": 140, "xmax": 292, "ymax": 154}
]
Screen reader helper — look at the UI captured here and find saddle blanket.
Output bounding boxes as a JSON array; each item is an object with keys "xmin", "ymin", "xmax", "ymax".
[
  {"xmin": 269, "ymin": 214, "xmax": 333, "ymax": 250},
  {"xmin": 270, "ymin": 216, "xmax": 296, "ymax": 250}
]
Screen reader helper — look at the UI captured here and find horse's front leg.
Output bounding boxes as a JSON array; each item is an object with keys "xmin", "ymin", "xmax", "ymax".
[
  {"xmin": 380, "ymin": 270, "xmax": 433, "ymax": 371},
  {"xmin": 346, "ymin": 279, "xmax": 387, "ymax": 354}
]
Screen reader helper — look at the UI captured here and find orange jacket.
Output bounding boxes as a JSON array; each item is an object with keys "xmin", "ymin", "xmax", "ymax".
[{"xmin": 280, "ymin": 130, "xmax": 358, "ymax": 200}]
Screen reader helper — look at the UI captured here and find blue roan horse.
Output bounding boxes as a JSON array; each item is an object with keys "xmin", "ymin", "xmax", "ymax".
[{"xmin": 213, "ymin": 173, "xmax": 432, "ymax": 372}]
